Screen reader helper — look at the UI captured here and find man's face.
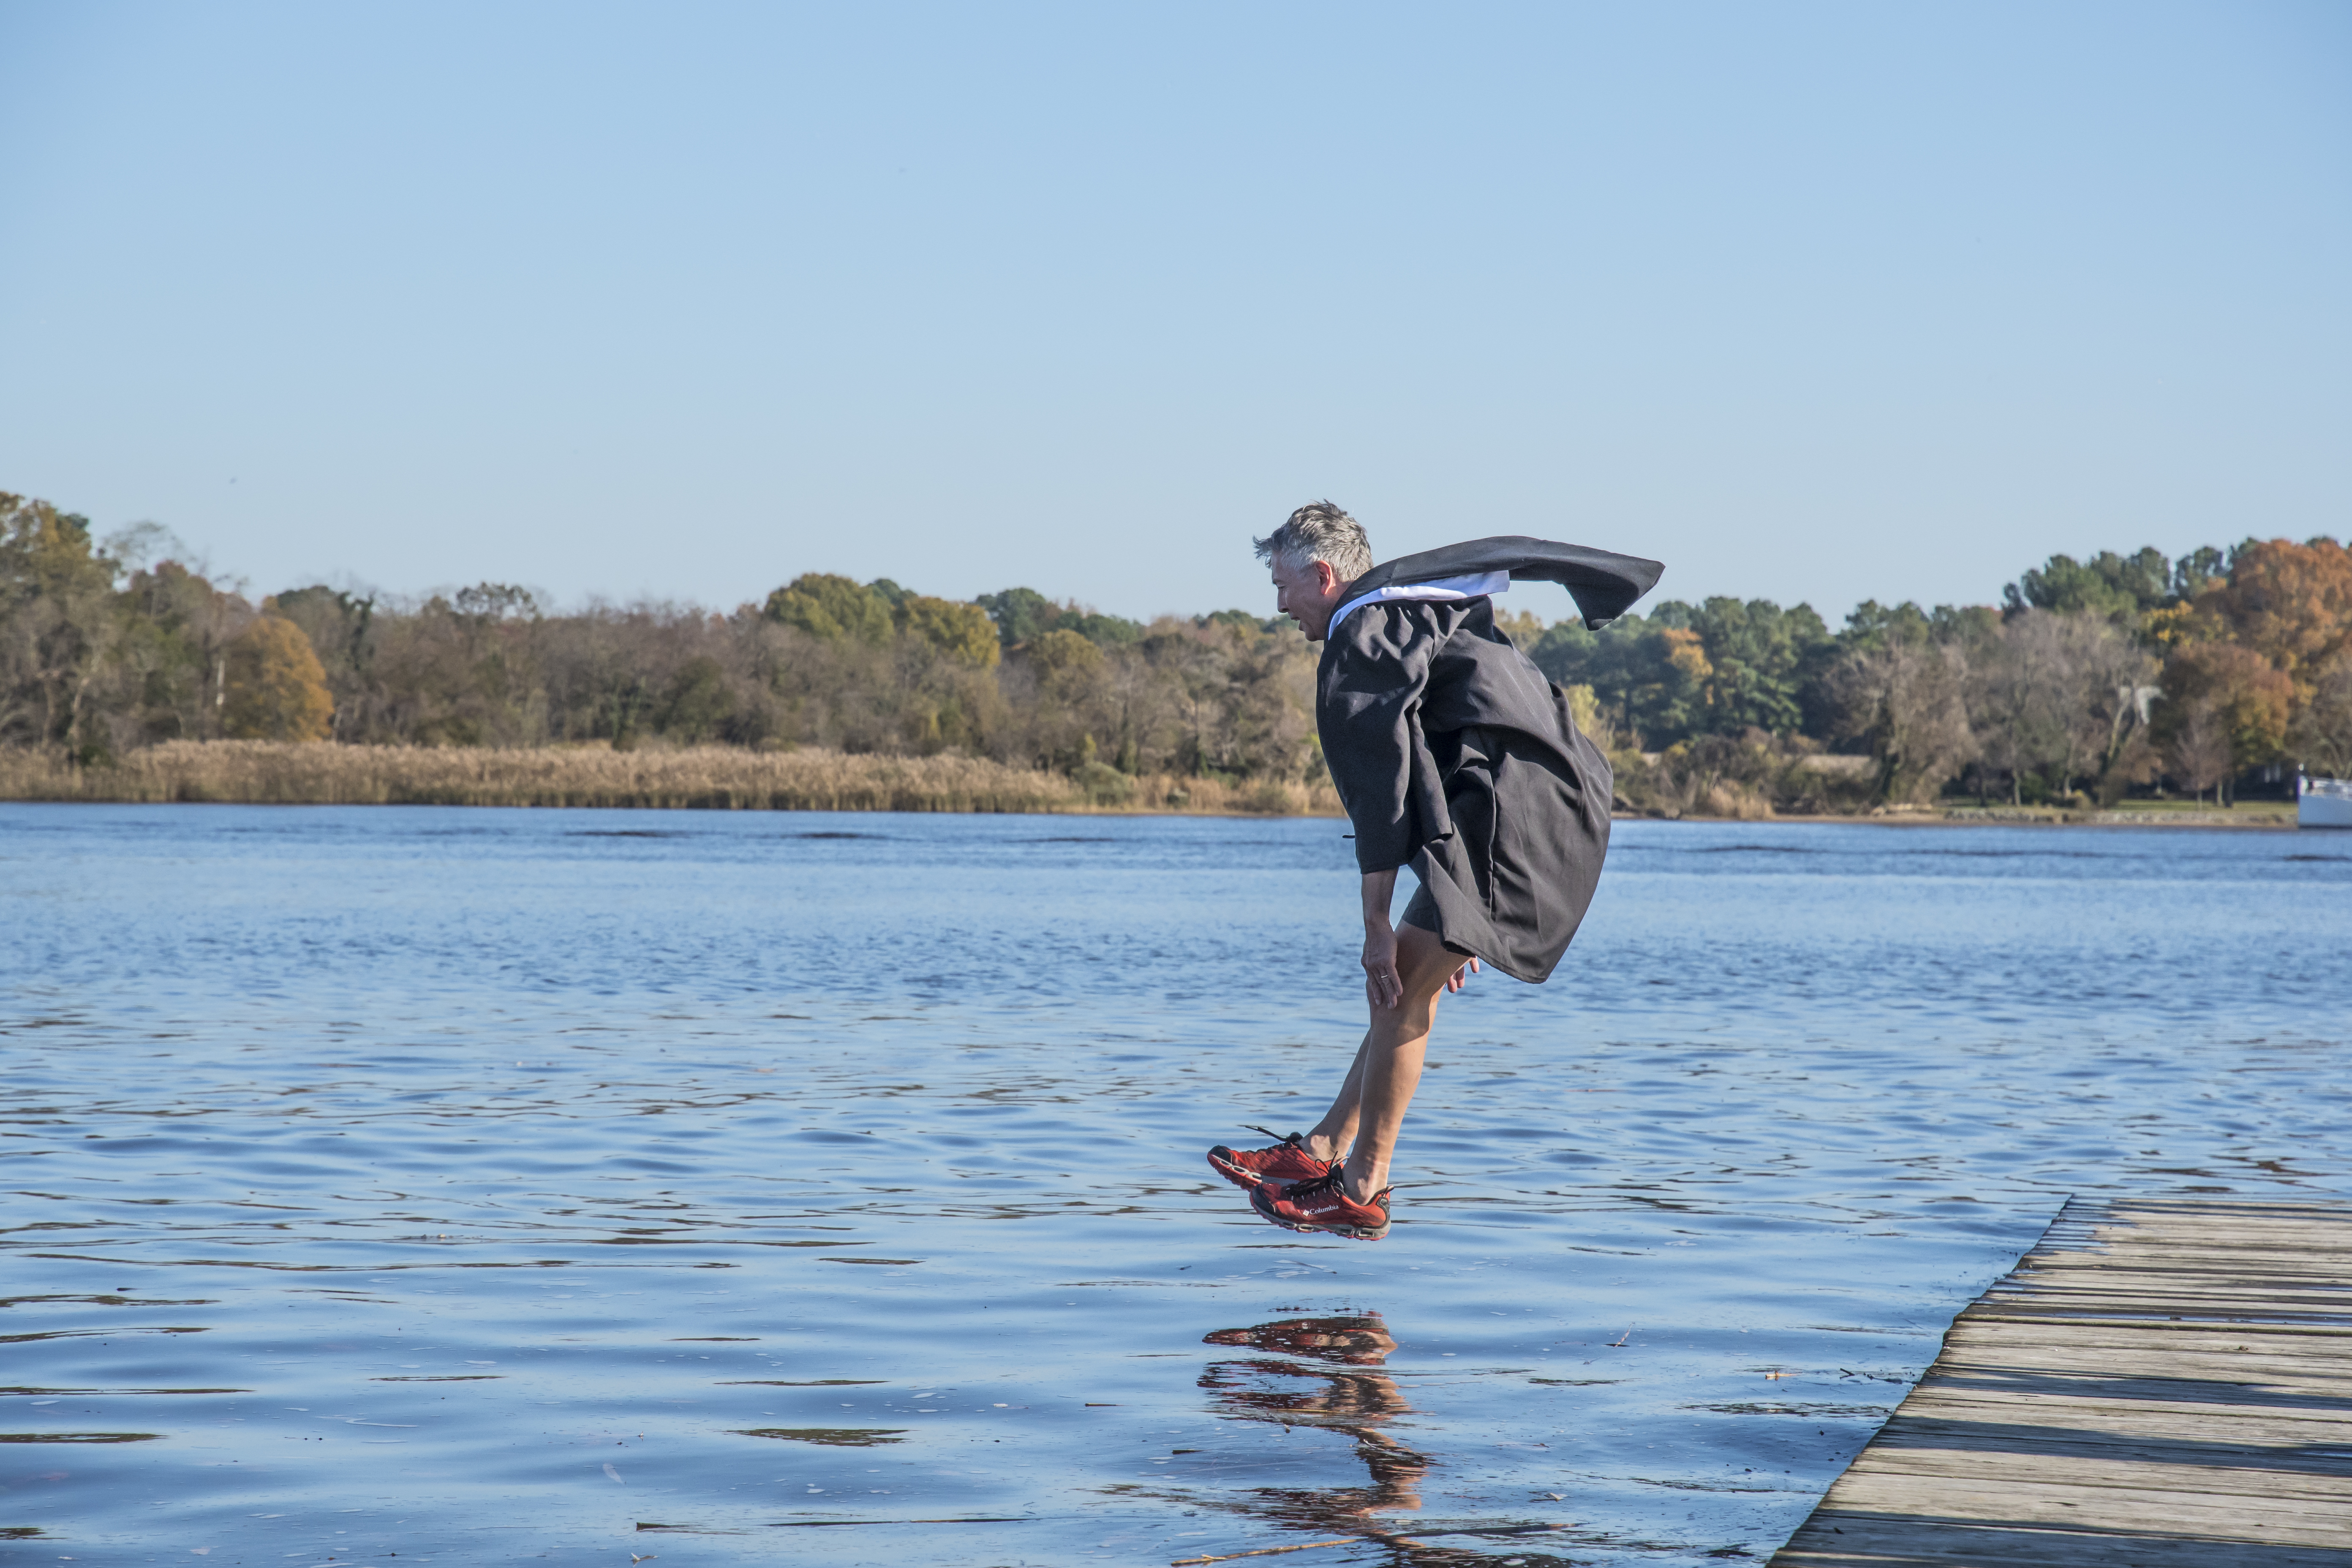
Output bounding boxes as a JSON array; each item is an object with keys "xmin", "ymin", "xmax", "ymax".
[{"xmin": 1271, "ymin": 555, "xmax": 1347, "ymax": 642}]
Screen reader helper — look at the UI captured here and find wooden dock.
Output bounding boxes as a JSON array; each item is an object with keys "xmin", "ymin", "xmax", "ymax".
[{"xmin": 1773, "ymin": 1197, "xmax": 2352, "ymax": 1567}]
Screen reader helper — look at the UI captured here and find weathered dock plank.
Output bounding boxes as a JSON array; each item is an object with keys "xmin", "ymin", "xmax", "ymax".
[{"xmin": 1772, "ymin": 1197, "xmax": 2352, "ymax": 1566}]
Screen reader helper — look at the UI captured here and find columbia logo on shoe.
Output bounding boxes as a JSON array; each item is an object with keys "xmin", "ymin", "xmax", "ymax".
[{"xmin": 1250, "ymin": 1168, "xmax": 1392, "ymax": 1241}]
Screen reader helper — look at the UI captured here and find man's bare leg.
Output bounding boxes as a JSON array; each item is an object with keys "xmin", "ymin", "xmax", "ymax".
[
  {"xmin": 1299, "ymin": 1032, "xmax": 1370, "ymax": 1165},
  {"xmin": 1298, "ymin": 922, "xmax": 1476, "ymax": 1181},
  {"xmin": 1339, "ymin": 922, "xmax": 1470, "ymax": 1201}
]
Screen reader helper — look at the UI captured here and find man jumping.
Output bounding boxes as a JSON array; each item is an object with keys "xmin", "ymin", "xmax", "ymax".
[{"xmin": 1207, "ymin": 501, "xmax": 1662, "ymax": 1240}]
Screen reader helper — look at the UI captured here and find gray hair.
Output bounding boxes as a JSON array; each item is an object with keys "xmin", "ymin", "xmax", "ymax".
[{"xmin": 1253, "ymin": 500, "xmax": 1372, "ymax": 583}]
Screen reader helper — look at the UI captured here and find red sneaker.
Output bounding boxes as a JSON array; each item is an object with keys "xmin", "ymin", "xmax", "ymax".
[
  {"xmin": 1250, "ymin": 1168, "xmax": 1393, "ymax": 1241},
  {"xmin": 1206, "ymin": 1127, "xmax": 1334, "ymax": 1192}
]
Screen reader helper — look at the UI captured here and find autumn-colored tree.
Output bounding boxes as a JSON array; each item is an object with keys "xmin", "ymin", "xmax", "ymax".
[
  {"xmin": 2188, "ymin": 538, "xmax": 2352, "ymax": 686},
  {"xmin": 2138, "ymin": 602, "xmax": 2205, "ymax": 651},
  {"xmin": 220, "ymin": 616, "xmax": 334, "ymax": 740},
  {"xmin": 273, "ymin": 585, "xmax": 376, "ymax": 740},
  {"xmin": 2158, "ymin": 641, "xmax": 2292, "ymax": 799}
]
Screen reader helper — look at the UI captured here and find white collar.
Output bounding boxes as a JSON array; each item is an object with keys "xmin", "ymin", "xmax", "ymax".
[{"xmin": 1327, "ymin": 571, "xmax": 1511, "ymax": 638}]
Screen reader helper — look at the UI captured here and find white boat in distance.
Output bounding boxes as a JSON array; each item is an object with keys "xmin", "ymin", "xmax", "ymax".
[{"xmin": 2300, "ymin": 775, "xmax": 2352, "ymax": 829}]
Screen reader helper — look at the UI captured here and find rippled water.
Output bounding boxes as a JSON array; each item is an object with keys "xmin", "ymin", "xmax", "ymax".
[{"xmin": 4, "ymin": 804, "xmax": 2348, "ymax": 1566}]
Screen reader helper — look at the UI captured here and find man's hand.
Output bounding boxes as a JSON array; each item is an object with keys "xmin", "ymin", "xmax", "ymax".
[
  {"xmin": 1444, "ymin": 956, "xmax": 1482, "ymax": 994},
  {"xmin": 1361, "ymin": 920, "xmax": 1402, "ymax": 1010}
]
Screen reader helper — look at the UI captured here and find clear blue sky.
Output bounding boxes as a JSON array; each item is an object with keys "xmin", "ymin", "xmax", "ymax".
[{"xmin": 2, "ymin": 1, "xmax": 2345, "ymax": 624}]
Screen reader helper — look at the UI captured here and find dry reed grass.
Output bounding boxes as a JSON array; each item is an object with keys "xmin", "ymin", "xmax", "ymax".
[{"xmin": 0, "ymin": 742, "xmax": 1345, "ymax": 817}]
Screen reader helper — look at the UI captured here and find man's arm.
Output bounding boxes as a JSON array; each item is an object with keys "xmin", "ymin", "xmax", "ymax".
[
  {"xmin": 1360, "ymin": 868, "xmax": 1401, "ymax": 1010},
  {"xmin": 1322, "ymin": 607, "xmax": 1448, "ymax": 877}
]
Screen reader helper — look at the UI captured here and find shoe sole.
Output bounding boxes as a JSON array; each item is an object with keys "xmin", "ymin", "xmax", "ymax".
[
  {"xmin": 1205, "ymin": 1147, "xmax": 1260, "ymax": 1190},
  {"xmin": 1248, "ymin": 1185, "xmax": 1390, "ymax": 1241}
]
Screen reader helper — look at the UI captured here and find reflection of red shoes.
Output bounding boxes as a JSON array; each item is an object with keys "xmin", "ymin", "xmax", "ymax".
[
  {"xmin": 1202, "ymin": 1315, "xmax": 1393, "ymax": 1363},
  {"xmin": 1251, "ymin": 1168, "xmax": 1392, "ymax": 1241},
  {"xmin": 1207, "ymin": 1127, "xmax": 1334, "ymax": 1191}
]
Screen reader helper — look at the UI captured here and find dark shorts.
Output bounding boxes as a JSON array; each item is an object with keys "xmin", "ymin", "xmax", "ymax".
[{"xmin": 1400, "ymin": 874, "xmax": 1478, "ymax": 959}]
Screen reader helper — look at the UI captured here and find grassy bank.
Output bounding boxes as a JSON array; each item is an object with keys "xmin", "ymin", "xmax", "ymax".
[
  {"xmin": 1938, "ymin": 801, "xmax": 2295, "ymax": 828},
  {"xmin": 0, "ymin": 741, "xmax": 1345, "ymax": 815},
  {"xmin": 0, "ymin": 743, "xmax": 2300, "ymax": 825}
]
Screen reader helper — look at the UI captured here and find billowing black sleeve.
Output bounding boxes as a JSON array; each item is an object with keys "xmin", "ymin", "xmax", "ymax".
[
  {"xmin": 1317, "ymin": 605, "xmax": 1454, "ymax": 875},
  {"xmin": 1339, "ymin": 535, "xmax": 1663, "ymax": 629}
]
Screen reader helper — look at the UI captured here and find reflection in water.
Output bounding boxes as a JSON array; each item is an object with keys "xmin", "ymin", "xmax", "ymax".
[
  {"xmin": 1203, "ymin": 1315, "xmax": 1429, "ymax": 1523},
  {"xmin": 1184, "ymin": 1316, "xmax": 1579, "ymax": 1565}
]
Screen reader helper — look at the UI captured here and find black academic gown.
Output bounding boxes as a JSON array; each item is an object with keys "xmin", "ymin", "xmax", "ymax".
[{"xmin": 1317, "ymin": 537, "xmax": 1663, "ymax": 985}]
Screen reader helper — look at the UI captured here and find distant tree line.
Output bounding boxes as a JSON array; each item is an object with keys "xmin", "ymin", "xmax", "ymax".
[
  {"xmin": 0, "ymin": 495, "xmax": 1315, "ymax": 802},
  {"xmin": 4, "ymin": 488, "xmax": 2347, "ymax": 808}
]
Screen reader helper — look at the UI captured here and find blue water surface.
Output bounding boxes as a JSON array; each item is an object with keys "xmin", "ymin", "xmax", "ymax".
[{"xmin": 2, "ymin": 805, "xmax": 2347, "ymax": 1566}]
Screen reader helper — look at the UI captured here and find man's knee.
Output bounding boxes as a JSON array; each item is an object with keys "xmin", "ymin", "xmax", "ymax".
[{"xmin": 1393, "ymin": 925, "xmax": 1470, "ymax": 1001}]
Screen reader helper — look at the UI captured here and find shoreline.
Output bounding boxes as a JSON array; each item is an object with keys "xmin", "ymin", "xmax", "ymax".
[
  {"xmin": 1780, "ymin": 805, "xmax": 2298, "ymax": 830},
  {"xmin": 0, "ymin": 740, "xmax": 1340, "ymax": 817},
  {"xmin": 0, "ymin": 743, "xmax": 2305, "ymax": 827}
]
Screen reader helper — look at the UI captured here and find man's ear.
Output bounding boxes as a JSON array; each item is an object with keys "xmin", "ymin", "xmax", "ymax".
[{"xmin": 1313, "ymin": 559, "xmax": 1339, "ymax": 596}]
